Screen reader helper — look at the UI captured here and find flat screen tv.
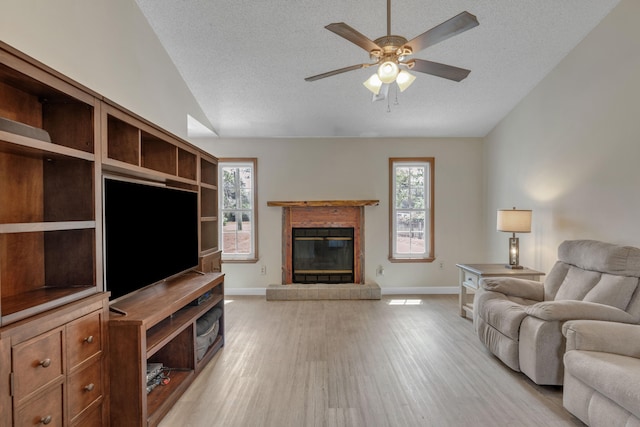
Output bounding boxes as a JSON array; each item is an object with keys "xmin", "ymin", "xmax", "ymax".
[{"xmin": 103, "ymin": 177, "xmax": 199, "ymax": 301}]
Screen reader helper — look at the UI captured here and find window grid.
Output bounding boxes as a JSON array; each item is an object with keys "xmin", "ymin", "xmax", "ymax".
[
  {"xmin": 390, "ymin": 158, "xmax": 434, "ymax": 262},
  {"xmin": 220, "ymin": 159, "xmax": 257, "ymax": 261}
]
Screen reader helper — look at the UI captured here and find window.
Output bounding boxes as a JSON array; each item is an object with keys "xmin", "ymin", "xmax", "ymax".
[
  {"xmin": 389, "ymin": 158, "xmax": 434, "ymax": 262},
  {"xmin": 219, "ymin": 158, "xmax": 258, "ymax": 262}
]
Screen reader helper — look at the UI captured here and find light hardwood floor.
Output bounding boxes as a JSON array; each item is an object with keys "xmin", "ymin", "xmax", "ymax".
[{"xmin": 159, "ymin": 295, "xmax": 584, "ymax": 427}]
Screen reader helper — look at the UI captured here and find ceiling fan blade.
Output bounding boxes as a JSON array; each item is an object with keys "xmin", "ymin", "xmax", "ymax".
[
  {"xmin": 405, "ymin": 11, "xmax": 479, "ymax": 54},
  {"xmin": 305, "ymin": 63, "xmax": 372, "ymax": 82},
  {"xmin": 409, "ymin": 59, "xmax": 471, "ymax": 82},
  {"xmin": 325, "ymin": 23, "xmax": 382, "ymax": 53}
]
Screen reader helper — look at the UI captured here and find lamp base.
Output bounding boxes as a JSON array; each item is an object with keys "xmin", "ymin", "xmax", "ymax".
[{"xmin": 505, "ymin": 264, "xmax": 524, "ymax": 269}]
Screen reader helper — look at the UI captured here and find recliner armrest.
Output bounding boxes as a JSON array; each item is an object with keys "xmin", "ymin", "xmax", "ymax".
[
  {"xmin": 563, "ymin": 320, "xmax": 640, "ymax": 357},
  {"xmin": 525, "ymin": 300, "xmax": 635, "ymax": 323},
  {"xmin": 479, "ymin": 277, "xmax": 544, "ymax": 301}
]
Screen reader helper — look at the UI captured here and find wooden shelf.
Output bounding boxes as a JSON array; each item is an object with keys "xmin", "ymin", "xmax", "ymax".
[
  {"xmin": 146, "ymin": 369, "xmax": 193, "ymax": 422},
  {"xmin": 109, "ymin": 272, "xmax": 223, "ymax": 329},
  {"xmin": 146, "ymin": 294, "xmax": 223, "ymax": 356},
  {"xmin": 0, "ymin": 132, "xmax": 95, "ymax": 161},
  {"xmin": 200, "ymin": 182, "xmax": 217, "ymax": 190},
  {"xmin": 1, "ymin": 286, "xmax": 95, "ymax": 322}
]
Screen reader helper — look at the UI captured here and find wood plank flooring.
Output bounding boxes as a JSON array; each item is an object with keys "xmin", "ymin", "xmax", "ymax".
[{"xmin": 158, "ymin": 295, "xmax": 584, "ymax": 427}]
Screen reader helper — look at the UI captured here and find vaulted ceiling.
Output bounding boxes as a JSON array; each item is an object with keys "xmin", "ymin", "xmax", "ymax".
[{"xmin": 135, "ymin": 0, "xmax": 620, "ymax": 138}]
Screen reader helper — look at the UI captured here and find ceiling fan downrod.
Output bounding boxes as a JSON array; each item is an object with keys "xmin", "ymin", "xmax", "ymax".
[{"xmin": 387, "ymin": 0, "xmax": 391, "ymax": 36}]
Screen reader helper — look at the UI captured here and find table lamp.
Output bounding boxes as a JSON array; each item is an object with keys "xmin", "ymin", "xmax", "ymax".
[{"xmin": 497, "ymin": 207, "xmax": 532, "ymax": 269}]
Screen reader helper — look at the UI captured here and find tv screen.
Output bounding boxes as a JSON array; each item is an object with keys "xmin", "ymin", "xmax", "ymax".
[{"xmin": 103, "ymin": 177, "xmax": 199, "ymax": 301}]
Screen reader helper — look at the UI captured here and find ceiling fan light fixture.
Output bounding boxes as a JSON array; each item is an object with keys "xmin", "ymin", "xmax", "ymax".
[
  {"xmin": 396, "ymin": 70, "xmax": 416, "ymax": 92},
  {"xmin": 377, "ymin": 60, "xmax": 399, "ymax": 84},
  {"xmin": 363, "ymin": 73, "xmax": 383, "ymax": 95}
]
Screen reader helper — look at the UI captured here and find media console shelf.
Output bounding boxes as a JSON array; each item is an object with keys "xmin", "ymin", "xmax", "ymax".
[{"xmin": 108, "ymin": 271, "xmax": 224, "ymax": 427}]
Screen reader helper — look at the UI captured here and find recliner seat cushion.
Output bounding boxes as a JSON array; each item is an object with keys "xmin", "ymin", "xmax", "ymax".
[{"xmin": 564, "ymin": 350, "xmax": 640, "ymax": 419}]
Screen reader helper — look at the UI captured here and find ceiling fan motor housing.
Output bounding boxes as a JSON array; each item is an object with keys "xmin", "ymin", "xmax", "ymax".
[{"xmin": 371, "ymin": 35, "xmax": 411, "ymax": 61}]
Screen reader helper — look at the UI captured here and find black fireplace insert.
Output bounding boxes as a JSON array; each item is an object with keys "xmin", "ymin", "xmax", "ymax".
[{"xmin": 292, "ymin": 227, "xmax": 354, "ymax": 283}]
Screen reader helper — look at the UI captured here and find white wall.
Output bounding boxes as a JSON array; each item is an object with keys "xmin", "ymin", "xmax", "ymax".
[
  {"xmin": 0, "ymin": 0, "xmax": 211, "ymax": 139},
  {"xmin": 483, "ymin": 0, "xmax": 640, "ymax": 272},
  {"xmin": 193, "ymin": 137, "xmax": 485, "ymax": 291}
]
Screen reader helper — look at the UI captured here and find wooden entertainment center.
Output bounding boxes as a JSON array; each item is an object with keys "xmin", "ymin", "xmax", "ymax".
[{"xmin": 0, "ymin": 42, "xmax": 223, "ymax": 426}]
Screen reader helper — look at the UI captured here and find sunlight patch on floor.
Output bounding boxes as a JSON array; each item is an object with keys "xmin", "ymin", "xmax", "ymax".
[{"xmin": 387, "ymin": 299, "xmax": 423, "ymax": 305}]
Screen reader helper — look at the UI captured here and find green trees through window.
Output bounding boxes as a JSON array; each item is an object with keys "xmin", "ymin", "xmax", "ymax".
[
  {"xmin": 390, "ymin": 158, "xmax": 434, "ymax": 262},
  {"xmin": 220, "ymin": 159, "xmax": 257, "ymax": 261}
]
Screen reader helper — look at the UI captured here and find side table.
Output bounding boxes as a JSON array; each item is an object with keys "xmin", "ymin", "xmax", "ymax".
[{"xmin": 456, "ymin": 263, "xmax": 545, "ymax": 319}]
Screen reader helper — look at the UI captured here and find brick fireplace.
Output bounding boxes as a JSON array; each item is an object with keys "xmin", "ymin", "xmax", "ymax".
[{"xmin": 266, "ymin": 200, "xmax": 379, "ymax": 284}]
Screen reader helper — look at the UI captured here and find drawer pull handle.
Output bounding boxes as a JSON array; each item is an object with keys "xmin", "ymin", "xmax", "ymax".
[
  {"xmin": 39, "ymin": 358, "xmax": 51, "ymax": 368},
  {"xmin": 84, "ymin": 383, "xmax": 95, "ymax": 392},
  {"xmin": 84, "ymin": 335, "xmax": 94, "ymax": 344},
  {"xmin": 40, "ymin": 415, "xmax": 52, "ymax": 425}
]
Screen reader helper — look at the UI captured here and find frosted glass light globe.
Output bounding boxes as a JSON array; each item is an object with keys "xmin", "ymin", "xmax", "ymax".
[{"xmin": 377, "ymin": 61, "xmax": 399, "ymax": 84}]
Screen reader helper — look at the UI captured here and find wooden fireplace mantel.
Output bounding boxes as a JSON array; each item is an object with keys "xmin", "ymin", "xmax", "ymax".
[{"xmin": 267, "ymin": 200, "xmax": 379, "ymax": 207}]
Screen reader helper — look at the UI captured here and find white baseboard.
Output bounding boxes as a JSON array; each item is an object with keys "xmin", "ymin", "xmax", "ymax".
[{"xmin": 225, "ymin": 286, "xmax": 458, "ymax": 296}]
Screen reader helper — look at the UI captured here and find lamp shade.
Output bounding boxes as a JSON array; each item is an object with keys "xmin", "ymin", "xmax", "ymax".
[{"xmin": 497, "ymin": 208, "xmax": 532, "ymax": 233}]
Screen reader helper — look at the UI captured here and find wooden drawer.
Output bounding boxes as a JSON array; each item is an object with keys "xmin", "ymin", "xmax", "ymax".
[
  {"xmin": 13, "ymin": 327, "xmax": 64, "ymax": 403},
  {"xmin": 68, "ymin": 359, "xmax": 103, "ymax": 423},
  {"xmin": 67, "ymin": 311, "xmax": 102, "ymax": 370},
  {"xmin": 71, "ymin": 402, "xmax": 103, "ymax": 427},
  {"xmin": 14, "ymin": 383, "xmax": 63, "ymax": 427},
  {"xmin": 462, "ymin": 271, "xmax": 479, "ymax": 290}
]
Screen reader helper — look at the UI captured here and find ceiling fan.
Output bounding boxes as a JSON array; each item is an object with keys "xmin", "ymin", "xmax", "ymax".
[{"xmin": 305, "ymin": 0, "xmax": 479, "ymax": 97}]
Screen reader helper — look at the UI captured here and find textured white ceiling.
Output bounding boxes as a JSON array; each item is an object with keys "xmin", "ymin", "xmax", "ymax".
[{"xmin": 135, "ymin": 0, "xmax": 620, "ymax": 138}]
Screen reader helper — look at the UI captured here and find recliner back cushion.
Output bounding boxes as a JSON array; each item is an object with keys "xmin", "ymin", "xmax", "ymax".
[
  {"xmin": 583, "ymin": 274, "xmax": 639, "ymax": 311},
  {"xmin": 558, "ymin": 240, "xmax": 640, "ymax": 277},
  {"xmin": 543, "ymin": 261, "xmax": 571, "ymax": 301},
  {"xmin": 554, "ymin": 266, "xmax": 601, "ymax": 301}
]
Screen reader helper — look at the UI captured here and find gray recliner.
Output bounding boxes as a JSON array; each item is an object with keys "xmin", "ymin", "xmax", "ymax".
[
  {"xmin": 473, "ymin": 239, "xmax": 640, "ymax": 385},
  {"xmin": 563, "ymin": 320, "xmax": 640, "ymax": 426}
]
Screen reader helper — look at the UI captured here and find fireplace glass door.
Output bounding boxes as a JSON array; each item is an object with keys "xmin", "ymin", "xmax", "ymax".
[{"xmin": 292, "ymin": 228, "xmax": 354, "ymax": 283}]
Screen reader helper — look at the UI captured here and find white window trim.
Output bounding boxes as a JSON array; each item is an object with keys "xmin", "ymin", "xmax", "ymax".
[
  {"xmin": 219, "ymin": 158, "xmax": 258, "ymax": 263},
  {"xmin": 389, "ymin": 158, "xmax": 435, "ymax": 262}
]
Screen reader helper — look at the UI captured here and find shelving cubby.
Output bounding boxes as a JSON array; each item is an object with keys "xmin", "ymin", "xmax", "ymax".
[
  {"xmin": 199, "ymin": 156, "xmax": 219, "ymax": 256},
  {"xmin": 102, "ymin": 103, "xmax": 199, "ymax": 187},
  {"xmin": 0, "ymin": 44, "xmax": 100, "ymax": 326}
]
